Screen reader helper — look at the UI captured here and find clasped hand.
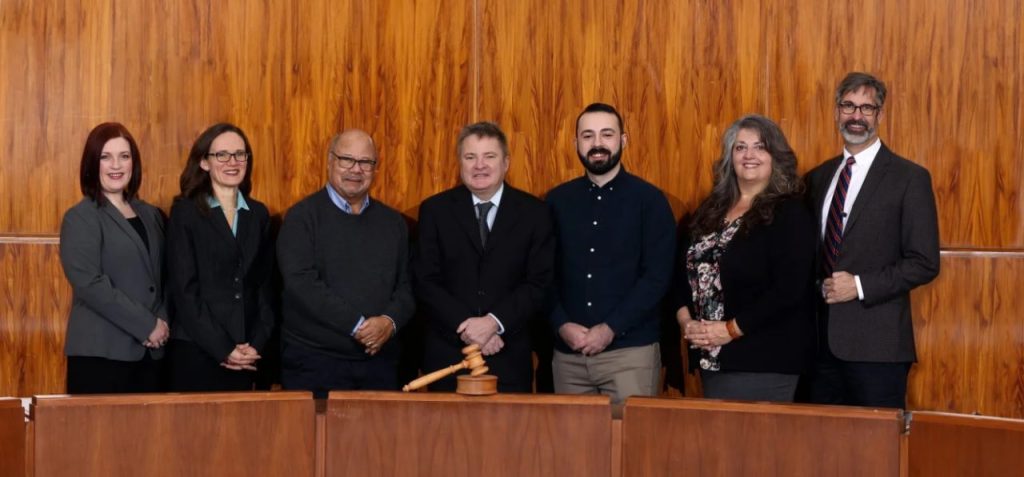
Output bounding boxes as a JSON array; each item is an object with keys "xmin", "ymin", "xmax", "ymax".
[
  {"xmin": 457, "ymin": 316, "xmax": 504, "ymax": 356},
  {"xmin": 221, "ymin": 343, "xmax": 261, "ymax": 371},
  {"xmin": 355, "ymin": 316, "xmax": 395, "ymax": 356},
  {"xmin": 558, "ymin": 322, "xmax": 614, "ymax": 356}
]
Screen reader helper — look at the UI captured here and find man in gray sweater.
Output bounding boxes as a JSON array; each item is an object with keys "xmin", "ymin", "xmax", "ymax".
[{"xmin": 277, "ymin": 129, "xmax": 415, "ymax": 398}]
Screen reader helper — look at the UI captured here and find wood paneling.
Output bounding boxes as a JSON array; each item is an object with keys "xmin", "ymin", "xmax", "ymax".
[
  {"xmin": 478, "ymin": 0, "xmax": 767, "ymax": 215},
  {"xmin": 31, "ymin": 392, "xmax": 316, "ymax": 477},
  {"xmin": 0, "ymin": 398, "xmax": 26, "ymax": 477},
  {"xmin": 622, "ymin": 397, "xmax": 903, "ymax": 476},
  {"xmin": 0, "ymin": 241, "xmax": 68, "ymax": 397},
  {"xmin": 325, "ymin": 391, "xmax": 612, "ymax": 477},
  {"xmin": 0, "ymin": 0, "xmax": 471, "ymax": 233},
  {"xmin": 908, "ymin": 252, "xmax": 1024, "ymax": 418},
  {"xmin": 908, "ymin": 412, "xmax": 1024, "ymax": 477},
  {"xmin": 767, "ymin": 0, "xmax": 1024, "ymax": 248}
]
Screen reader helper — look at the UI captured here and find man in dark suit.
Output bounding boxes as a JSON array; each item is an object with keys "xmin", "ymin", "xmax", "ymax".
[
  {"xmin": 414, "ymin": 122, "xmax": 555, "ymax": 392},
  {"xmin": 805, "ymin": 72, "xmax": 940, "ymax": 409}
]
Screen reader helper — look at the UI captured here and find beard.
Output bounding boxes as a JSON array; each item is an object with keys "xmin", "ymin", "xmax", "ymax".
[
  {"xmin": 839, "ymin": 119, "xmax": 875, "ymax": 145},
  {"xmin": 577, "ymin": 146, "xmax": 623, "ymax": 175}
]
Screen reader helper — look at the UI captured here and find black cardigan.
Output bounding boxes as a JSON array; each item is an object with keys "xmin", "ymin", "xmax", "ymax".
[{"xmin": 671, "ymin": 197, "xmax": 817, "ymax": 374}]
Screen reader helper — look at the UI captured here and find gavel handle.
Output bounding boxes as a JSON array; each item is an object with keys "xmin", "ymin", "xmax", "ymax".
[{"xmin": 402, "ymin": 361, "xmax": 468, "ymax": 392}]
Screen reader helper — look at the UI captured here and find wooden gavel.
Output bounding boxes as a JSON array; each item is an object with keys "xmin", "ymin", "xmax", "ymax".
[{"xmin": 402, "ymin": 344, "xmax": 490, "ymax": 392}]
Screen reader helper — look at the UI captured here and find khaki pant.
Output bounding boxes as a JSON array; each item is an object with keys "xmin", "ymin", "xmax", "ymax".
[{"xmin": 552, "ymin": 343, "xmax": 661, "ymax": 405}]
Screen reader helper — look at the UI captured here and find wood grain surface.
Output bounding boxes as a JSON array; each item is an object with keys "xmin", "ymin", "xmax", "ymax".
[
  {"xmin": 908, "ymin": 411, "xmax": 1024, "ymax": 477},
  {"xmin": 622, "ymin": 397, "xmax": 903, "ymax": 476},
  {"xmin": 31, "ymin": 392, "xmax": 316, "ymax": 477},
  {"xmin": 324, "ymin": 391, "xmax": 612, "ymax": 477},
  {"xmin": 0, "ymin": 398, "xmax": 26, "ymax": 477}
]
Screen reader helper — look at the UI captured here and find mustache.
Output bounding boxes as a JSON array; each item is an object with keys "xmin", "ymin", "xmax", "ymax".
[
  {"xmin": 842, "ymin": 119, "xmax": 870, "ymax": 131},
  {"xmin": 587, "ymin": 147, "xmax": 612, "ymax": 158}
]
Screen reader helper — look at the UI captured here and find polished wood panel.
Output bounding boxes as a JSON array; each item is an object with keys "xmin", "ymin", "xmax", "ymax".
[
  {"xmin": 31, "ymin": 392, "xmax": 316, "ymax": 477},
  {"xmin": 478, "ymin": 0, "xmax": 767, "ymax": 215},
  {"xmin": 0, "ymin": 398, "xmax": 26, "ymax": 477},
  {"xmin": 0, "ymin": 242, "xmax": 69, "ymax": 397},
  {"xmin": 0, "ymin": 0, "xmax": 472, "ymax": 234},
  {"xmin": 908, "ymin": 412, "xmax": 1024, "ymax": 476},
  {"xmin": 767, "ymin": 0, "xmax": 1024, "ymax": 248},
  {"xmin": 623, "ymin": 397, "xmax": 903, "ymax": 476},
  {"xmin": 909, "ymin": 254, "xmax": 1024, "ymax": 418},
  {"xmin": 325, "ymin": 391, "xmax": 612, "ymax": 477}
]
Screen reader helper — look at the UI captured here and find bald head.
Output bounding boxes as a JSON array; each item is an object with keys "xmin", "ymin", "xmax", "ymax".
[
  {"xmin": 329, "ymin": 129, "xmax": 377, "ymax": 161},
  {"xmin": 327, "ymin": 128, "xmax": 378, "ymax": 214}
]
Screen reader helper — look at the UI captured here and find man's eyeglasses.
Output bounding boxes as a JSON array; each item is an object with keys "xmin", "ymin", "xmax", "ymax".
[
  {"xmin": 331, "ymin": 151, "xmax": 377, "ymax": 172},
  {"xmin": 837, "ymin": 102, "xmax": 881, "ymax": 116},
  {"xmin": 206, "ymin": 150, "xmax": 250, "ymax": 163}
]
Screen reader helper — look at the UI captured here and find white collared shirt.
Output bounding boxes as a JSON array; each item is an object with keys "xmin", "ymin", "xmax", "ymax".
[{"xmin": 471, "ymin": 183, "xmax": 504, "ymax": 229}]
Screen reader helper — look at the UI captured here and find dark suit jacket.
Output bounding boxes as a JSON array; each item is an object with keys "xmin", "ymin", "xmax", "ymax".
[
  {"xmin": 672, "ymin": 198, "xmax": 817, "ymax": 374},
  {"xmin": 413, "ymin": 184, "xmax": 555, "ymax": 391},
  {"xmin": 166, "ymin": 196, "xmax": 277, "ymax": 363},
  {"xmin": 805, "ymin": 143, "xmax": 940, "ymax": 362},
  {"xmin": 59, "ymin": 197, "xmax": 167, "ymax": 361}
]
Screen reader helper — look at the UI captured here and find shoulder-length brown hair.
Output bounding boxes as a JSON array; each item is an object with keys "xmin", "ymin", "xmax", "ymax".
[
  {"xmin": 177, "ymin": 122, "xmax": 254, "ymax": 214},
  {"xmin": 690, "ymin": 114, "xmax": 802, "ymax": 237},
  {"xmin": 79, "ymin": 122, "xmax": 143, "ymax": 205}
]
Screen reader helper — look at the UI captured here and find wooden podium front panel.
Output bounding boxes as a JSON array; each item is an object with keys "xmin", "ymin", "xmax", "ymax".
[
  {"xmin": 31, "ymin": 392, "xmax": 315, "ymax": 477},
  {"xmin": 0, "ymin": 398, "xmax": 26, "ymax": 477},
  {"xmin": 908, "ymin": 411, "xmax": 1024, "ymax": 476},
  {"xmin": 622, "ymin": 397, "xmax": 903, "ymax": 477},
  {"xmin": 325, "ymin": 391, "xmax": 612, "ymax": 477}
]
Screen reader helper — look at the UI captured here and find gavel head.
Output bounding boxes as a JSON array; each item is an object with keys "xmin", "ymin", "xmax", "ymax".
[{"xmin": 461, "ymin": 344, "xmax": 489, "ymax": 376}]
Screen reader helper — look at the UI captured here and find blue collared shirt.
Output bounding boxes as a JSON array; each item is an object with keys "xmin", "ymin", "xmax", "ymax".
[
  {"xmin": 207, "ymin": 190, "xmax": 250, "ymax": 237},
  {"xmin": 326, "ymin": 184, "xmax": 371, "ymax": 215}
]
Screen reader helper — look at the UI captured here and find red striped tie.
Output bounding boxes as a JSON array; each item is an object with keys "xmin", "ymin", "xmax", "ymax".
[{"xmin": 824, "ymin": 156, "xmax": 856, "ymax": 274}]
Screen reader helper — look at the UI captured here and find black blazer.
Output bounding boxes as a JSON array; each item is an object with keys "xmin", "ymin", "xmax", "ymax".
[
  {"xmin": 413, "ymin": 184, "xmax": 555, "ymax": 391},
  {"xmin": 805, "ymin": 143, "xmax": 940, "ymax": 362},
  {"xmin": 166, "ymin": 196, "xmax": 276, "ymax": 363},
  {"xmin": 673, "ymin": 198, "xmax": 817, "ymax": 374},
  {"xmin": 59, "ymin": 198, "xmax": 167, "ymax": 361}
]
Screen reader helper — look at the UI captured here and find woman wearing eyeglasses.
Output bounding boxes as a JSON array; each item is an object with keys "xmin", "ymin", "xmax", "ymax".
[
  {"xmin": 166, "ymin": 123, "xmax": 277, "ymax": 391},
  {"xmin": 59, "ymin": 122, "xmax": 169, "ymax": 393}
]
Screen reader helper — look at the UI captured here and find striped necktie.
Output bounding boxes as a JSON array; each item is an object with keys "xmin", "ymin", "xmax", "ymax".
[{"xmin": 824, "ymin": 156, "xmax": 856, "ymax": 274}]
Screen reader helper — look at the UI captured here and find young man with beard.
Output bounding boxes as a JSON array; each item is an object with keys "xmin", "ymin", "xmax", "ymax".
[
  {"xmin": 545, "ymin": 103, "xmax": 676, "ymax": 405},
  {"xmin": 804, "ymin": 73, "xmax": 939, "ymax": 408}
]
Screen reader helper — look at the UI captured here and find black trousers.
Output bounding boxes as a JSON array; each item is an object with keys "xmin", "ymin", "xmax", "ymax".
[
  {"xmin": 806, "ymin": 344, "xmax": 911, "ymax": 409},
  {"xmin": 167, "ymin": 339, "xmax": 255, "ymax": 392},
  {"xmin": 281, "ymin": 341, "xmax": 397, "ymax": 399},
  {"xmin": 66, "ymin": 354, "xmax": 162, "ymax": 394}
]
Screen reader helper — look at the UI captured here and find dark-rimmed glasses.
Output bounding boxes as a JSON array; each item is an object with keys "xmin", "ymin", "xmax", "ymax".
[
  {"xmin": 206, "ymin": 150, "xmax": 250, "ymax": 163},
  {"xmin": 330, "ymin": 151, "xmax": 377, "ymax": 172},
  {"xmin": 837, "ymin": 102, "xmax": 880, "ymax": 116}
]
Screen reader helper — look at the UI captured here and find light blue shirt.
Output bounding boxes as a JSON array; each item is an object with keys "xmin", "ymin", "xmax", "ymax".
[
  {"xmin": 326, "ymin": 185, "xmax": 370, "ymax": 215},
  {"xmin": 207, "ymin": 190, "xmax": 250, "ymax": 237}
]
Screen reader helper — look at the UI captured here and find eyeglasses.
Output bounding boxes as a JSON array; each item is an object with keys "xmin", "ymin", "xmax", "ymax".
[
  {"xmin": 837, "ymin": 102, "xmax": 881, "ymax": 116},
  {"xmin": 331, "ymin": 151, "xmax": 377, "ymax": 172},
  {"xmin": 206, "ymin": 150, "xmax": 250, "ymax": 163}
]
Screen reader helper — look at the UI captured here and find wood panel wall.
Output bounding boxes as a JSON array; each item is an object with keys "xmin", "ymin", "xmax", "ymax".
[{"xmin": 1, "ymin": 0, "xmax": 1022, "ymax": 416}]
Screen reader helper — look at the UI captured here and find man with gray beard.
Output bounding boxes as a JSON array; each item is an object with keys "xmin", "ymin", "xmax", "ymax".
[{"xmin": 804, "ymin": 72, "xmax": 940, "ymax": 409}]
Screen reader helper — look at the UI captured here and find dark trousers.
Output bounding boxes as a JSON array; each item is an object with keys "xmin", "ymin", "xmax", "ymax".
[
  {"xmin": 66, "ymin": 354, "xmax": 162, "ymax": 394},
  {"xmin": 807, "ymin": 345, "xmax": 911, "ymax": 409},
  {"xmin": 281, "ymin": 341, "xmax": 398, "ymax": 399},
  {"xmin": 167, "ymin": 339, "xmax": 255, "ymax": 392},
  {"xmin": 700, "ymin": 370, "xmax": 799, "ymax": 403}
]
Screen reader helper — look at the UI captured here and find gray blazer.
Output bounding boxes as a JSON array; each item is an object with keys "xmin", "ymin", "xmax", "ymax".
[
  {"xmin": 806, "ymin": 143, "xmax": 940, "ymax": 363},
  {"xmin": 59, "ymin": 197, "xmax": 168, "ymax": 361}
]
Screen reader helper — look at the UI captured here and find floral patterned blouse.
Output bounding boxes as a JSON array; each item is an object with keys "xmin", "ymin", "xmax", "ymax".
[{"xmin": 686, "ymin": 219, "xmax": 741, "ymax": 371}]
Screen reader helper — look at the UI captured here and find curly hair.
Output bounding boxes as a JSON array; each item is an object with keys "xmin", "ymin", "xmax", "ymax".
[{"xmin": 689, "ymin": 114, "xmax": 802, "ymax": 237}]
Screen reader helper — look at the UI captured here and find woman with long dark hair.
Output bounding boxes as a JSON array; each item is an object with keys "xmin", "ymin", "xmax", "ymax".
[
  {"xmin": 166, "ymin": 123, "xmax": 276, "ymax": 391},
  {"xmin": 59, "ymin": 122, "xmax": 168, "ymax": 393},
  {"xmin": 673, "ymin": 114, "xmax": 816, "ymax": 402}
]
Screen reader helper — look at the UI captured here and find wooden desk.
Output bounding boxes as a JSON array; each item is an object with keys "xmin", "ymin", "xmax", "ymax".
[
  {"xmin": 0, "ymin": 398, "xmax": 26, "ymax": 477},
  {"xmin": 908, "ymin": 411, "xmax": 1024, "ymax": 476},
  {"xmin": 325, "ymin": 391, "xmax": 612, "ymax": 477},
  {"xmin": 31, "ymin": 392, "xmax": 315, "ymax": 477},
  {"xmin": 622, "ymin": 397, "xmax": 904, "ymax": 476}
]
